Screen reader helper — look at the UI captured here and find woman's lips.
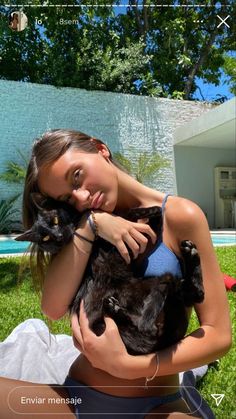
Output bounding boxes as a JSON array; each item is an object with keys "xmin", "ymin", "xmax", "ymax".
[{"xmin": 91, "ymin": 192, "xmax": 104, "ymax": 209}]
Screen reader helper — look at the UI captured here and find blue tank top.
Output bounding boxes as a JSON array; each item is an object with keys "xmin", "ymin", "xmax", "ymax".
[{"xmin": 141, "ymin": 194, "xmax": 182, "ymax": 278}]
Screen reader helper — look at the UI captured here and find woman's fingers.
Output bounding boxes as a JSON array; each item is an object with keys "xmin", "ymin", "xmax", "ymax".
[
  {"xmin": 115, "ymin": 222, "xmax": 157, "ymax": 263},
  {"xmin": 71, "ymin": 301, "xmax": 94, "ymax": 351},
  {"xmin": 71, "ymin": 312, "xmax": 84, "ymax": 351},
  {"xmin": 134, "ymin": 222, "xmax": 157, "ymax": 244},
  {"xmin": 103, "ymin": 316, "xmax": 120, "ymax": 333},
  {"xmin": 116, "ymin": 241, "xmax": 131, "ymax": 264},
  {"xmin": 71, "ymin": 302, "xmax": 129, "ymax": 376},
  {"xmin": 137, "ymin": 217, "xmax": 149, "ymax": 224},
  {"xmin": 72, "ymin": 335, "xmax": 83, "ymax": 352},
  {"xmin": 127, "ymin": 229, "xmax": 148, "ymax": 255},
  {"xmin": 94, "ymin": 212, "xmax": 157, "ymax": 262},
  {"xmin": 122, "ymin": 233, "xmax": 140, "ymax": 259},
  {"xmin": 78, "ymin": 300, "xmax": 93, "ymax": 338},
  {"xmin": 71, "ymin": 311, "xmax": 80, "ymax": 332}
]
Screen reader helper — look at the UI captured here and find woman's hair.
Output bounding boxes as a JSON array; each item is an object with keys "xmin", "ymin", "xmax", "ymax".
[
  {"xmin": 23, "ymin": 129, "xmax": 116, "ymax": 291},
  {"xmin": 23, "ymin": 129, "xmax": 114, "ymax": 228}
]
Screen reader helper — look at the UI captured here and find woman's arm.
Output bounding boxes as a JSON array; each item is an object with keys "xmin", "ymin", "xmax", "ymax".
[
  {"xmin": 41, "ymin": 214, "xmax": 95, "ymax": 320},
  {"xmin": 41, "ymin": 211, "xmax": 156, "ymax": 320},
  {"xmin": 73, "ymin": 199, "xmax": 232, "ymax": 379},
  {"xmin": 158, "ymin": 199, "xmax": 231, "ymax": 369},
  {"xmin": 126, "ymin": 200, "xmax": 232, "ymax": 379}
]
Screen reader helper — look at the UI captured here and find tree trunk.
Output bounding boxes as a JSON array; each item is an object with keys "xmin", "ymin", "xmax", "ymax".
[
  {"xmin": 143, "ymin": 0, "xmax": 149, "ymax": 36},
  {"xmin": 183, "ymin": 29, "xmax": 217, "ymax": 100},
  {"xmin": 130, "ymin": 0, "xmax": 143, "ymax": 36}
]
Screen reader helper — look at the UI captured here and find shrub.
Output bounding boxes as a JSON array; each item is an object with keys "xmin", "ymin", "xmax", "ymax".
[{"xmin": 0, "ymin": 196, "xmax": 20, "ymax": 233}]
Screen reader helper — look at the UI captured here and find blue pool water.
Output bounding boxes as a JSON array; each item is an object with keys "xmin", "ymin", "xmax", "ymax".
[
  {"xmin": 0, "ymin": 234, "xmax": 235, "ymax": 255},
  {"xmin": 0, "ymin": 238, "xmax": 30, "ymax": 255},
  {"xmin": 211, "ymin": 234, "xmax": 236, "ymax": 246}
]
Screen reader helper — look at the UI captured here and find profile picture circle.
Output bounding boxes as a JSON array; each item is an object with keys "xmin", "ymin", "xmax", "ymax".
[{"xmin": 9, "ymin": 11, "xmax": 28, "ymax": 32}]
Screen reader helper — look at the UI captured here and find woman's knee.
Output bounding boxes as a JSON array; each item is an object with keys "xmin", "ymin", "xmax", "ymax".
[
  {"xmin": 0, "ymin": 377, "xmax": 75, "ymax": 418},
  {"xmin": 145, "ymin": 411, "xmax": 198, "ymax": 418}
]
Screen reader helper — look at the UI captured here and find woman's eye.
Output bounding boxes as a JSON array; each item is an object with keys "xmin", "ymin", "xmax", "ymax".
[{"xmin": 73, "ymin": 170, "xmax": 81, "ymax": 188}]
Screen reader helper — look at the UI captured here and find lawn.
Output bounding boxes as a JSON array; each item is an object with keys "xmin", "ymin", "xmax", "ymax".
[
  {"xmin": 0, "ymin": 246, "xmax": 235, "ymax": 418},
  {"xmin": 187, "ymin": 247, "xmax": 236, "ymax": 419}
]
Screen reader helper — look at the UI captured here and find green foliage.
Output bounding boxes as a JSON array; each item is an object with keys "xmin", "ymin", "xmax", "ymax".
[
  {"xmin": 0, "ymin": 196, "xmax": 20, "ymax": 233},
  {"xmin": 113, "ymin": 153, "xmax": 132, "ymax": 173},
  {"xmin": 114, "ymin": 150, "xmax": 170, "ymax": 184},
  {"xmin": 223, "ymin": 55, "xmax": 236, "ymax": 95},
  {"xmin": 0, "ymin": 162, "xmax": 26, "ymax": 184},
  {"xmin": 0, "ymin": 150, "xmax": 27, "ymax": 185},
  {"xmin": 172, "ymin": 90, "xmax": 185, "ymax": 100},
  {"xmin": 75, "ymin": 37, "xmax": 155, "ymax": 94},
  {"xmin": 0, "ymin": 0, "xmax": 235, "ymax": 99},
  {"xmin": 215, "ymin": 246, "xmax": 236, "ymax": 277},
  {"xmin": 0, "ymin": 151, "xmax": 26, "ymax": 232},
  {"xmin": 135, "ymin": 153, "xmax": 170, "ymax": 183}
]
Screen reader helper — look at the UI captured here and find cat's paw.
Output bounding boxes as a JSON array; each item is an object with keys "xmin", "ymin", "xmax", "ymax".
[
  {"xmin": 180, "ymin": 240, "xmax": 204, "ymax": 305},
  {"xmin": 103, "ymin": 296, "xmax": 121, "ymax": 314},
  {"xmin": 180, "ymin": 240, "xmax": 199, "ymax": 261}
]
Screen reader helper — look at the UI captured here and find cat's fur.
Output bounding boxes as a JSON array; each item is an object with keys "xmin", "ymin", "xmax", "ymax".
[{"xmin": 16, "ymin": 198, "xmax": 204, "ymax": 355}]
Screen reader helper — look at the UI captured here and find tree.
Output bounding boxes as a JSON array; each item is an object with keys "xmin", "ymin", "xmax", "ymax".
[
  {"xmin": 125, "ymin": 0, "xmax": 236, "ymax": 99},
  {"xmin": 114, "ymin": 150, "xmax": 170, "ymax": 184},
  {"xmin": 0, "ymin": 196, "xmax": 20, "ymax": 233},
  {"xmin": 223, "ymin": 55, "xmax": 236, "ymax": 95},
  {"xmin": 0, "ymin": 151, "xmax": 27, "ymax": 230},
  {"xmin": 0, "ymin": 0, "xmax": 235, "ymax": 100},
  {"xmin": 0, "ymin": 150, "xmax": 27, "ymax": 185}
]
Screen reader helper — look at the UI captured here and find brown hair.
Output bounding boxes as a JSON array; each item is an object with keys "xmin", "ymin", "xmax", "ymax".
[{"xmin": 23, "ymin": 129, "xmax": 115, "ymax": 290}]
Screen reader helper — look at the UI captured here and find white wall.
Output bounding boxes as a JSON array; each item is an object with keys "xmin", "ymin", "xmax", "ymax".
[
  {"xmin": 0, "ymin": 80, "xmax": 213, "ymax": 206},
  {"xmin": 174, "ymin": 146, "xmax": 236, "ymax": 228}
]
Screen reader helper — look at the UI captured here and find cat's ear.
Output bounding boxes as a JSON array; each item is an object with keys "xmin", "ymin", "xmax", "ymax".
[
  {"xmin": 31, "ymin": 193, "xmax": 58, "ymax": 210},
  {"xmin": 30, "ymin": 193, "xmax": 48, "ymax": 210},
  {"xmin": 15, "ymin": 229, "xmax": 39, "ymax": 242}
]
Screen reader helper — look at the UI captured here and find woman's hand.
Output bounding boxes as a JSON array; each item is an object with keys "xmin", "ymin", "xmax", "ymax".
[
  {"xmin": 71, "ymin": 300, "xmax": 131, "ymax": 379},
  {"xmin": 93, "ymin": 212, "xmax": 157, "ymax": 264}
]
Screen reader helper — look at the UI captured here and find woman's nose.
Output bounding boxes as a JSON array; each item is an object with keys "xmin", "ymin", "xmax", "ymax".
[{"xmin": 71, "ymin": 188, "xmax": 90, "ymax": 209}]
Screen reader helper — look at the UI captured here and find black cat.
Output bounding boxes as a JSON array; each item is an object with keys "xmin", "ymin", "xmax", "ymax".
[{"xmin": 16, "ymin": 198, "xmax": 204, "ymax": 355}]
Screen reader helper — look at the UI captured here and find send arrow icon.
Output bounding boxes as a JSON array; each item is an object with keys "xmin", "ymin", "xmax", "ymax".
[{"xmin": 211, "ymin": 394, "xmax": 225, "ymax": 406}]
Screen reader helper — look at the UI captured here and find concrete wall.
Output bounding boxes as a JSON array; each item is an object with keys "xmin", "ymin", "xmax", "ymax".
[
  {"xmin": 0, "ymin": 80, "xmax": 213, "ymax": 219},
  {"xmin": 174, "ymin": 146, "xmax": 236, "ymax": 227}
]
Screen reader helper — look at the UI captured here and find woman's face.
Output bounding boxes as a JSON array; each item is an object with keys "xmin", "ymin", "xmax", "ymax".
[{"xmin": 37, "ymin": 146, "xmax": 119, "ymax": 213}]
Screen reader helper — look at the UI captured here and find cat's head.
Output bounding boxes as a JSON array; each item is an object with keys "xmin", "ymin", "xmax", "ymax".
[{"xmin": 15, "ymin": 195, "xmax": 81, "ymax": 254}]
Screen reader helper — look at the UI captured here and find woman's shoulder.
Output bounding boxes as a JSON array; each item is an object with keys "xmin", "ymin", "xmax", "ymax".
[
  {"xmin": 164, "ymin": 195, "xmax": 209, "ymax": 240},
  {"xmin": 166, "ymin": 195, "xmax": 204, "ymax": 218}
]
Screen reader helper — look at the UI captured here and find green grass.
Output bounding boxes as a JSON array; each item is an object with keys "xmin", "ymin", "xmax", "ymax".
[
  {"xmin": 0, "ymin": 257, "xmax": 71, "ymax": 339},
  {"xmin": 0, "ymin": 247, "xmax": 235, "ymax": 418},
  {"xmin": 188, "ymin": 246, "xmax": 236, "ymax": 418}
]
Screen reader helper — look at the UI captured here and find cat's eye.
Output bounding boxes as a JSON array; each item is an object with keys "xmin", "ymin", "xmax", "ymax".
[
  {"xmin": 53, "ymin": 216, "xmax": 58, "ymax": 225},
  {"xmin": 43, "ymin": 235, "xmax": 50, "ymax": 241}
]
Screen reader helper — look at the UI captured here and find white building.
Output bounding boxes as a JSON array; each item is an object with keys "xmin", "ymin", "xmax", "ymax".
[{"xmin": 174, "ymin": 97, "xmax": 236, "ymax": 229}]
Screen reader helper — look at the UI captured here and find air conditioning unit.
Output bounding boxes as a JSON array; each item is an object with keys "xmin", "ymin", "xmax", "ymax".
[{"xmin": 214, "ymin": 167, "xmax": 236, "ymax": 228}]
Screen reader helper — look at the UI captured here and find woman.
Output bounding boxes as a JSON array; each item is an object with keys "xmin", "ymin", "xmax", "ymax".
[
  {"xmin": 9, "ymin": 12, "xmax": 19, "ymax": 31},
  {"xmin": 0, "ymin": 129, "xmax": 231, "ymax": 418}
]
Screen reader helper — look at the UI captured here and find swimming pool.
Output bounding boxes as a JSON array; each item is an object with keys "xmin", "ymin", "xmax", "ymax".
[
  {"xmin": 0, "ymin": 232, "xmax": 235, "ymax": 256},
  {"xmin": 0, "ymin": 237, "xmax": 30, "ymax": 255},
  {"xmin": 211, "ymin": 233, "xmax": 236, "ymax": 246}
]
